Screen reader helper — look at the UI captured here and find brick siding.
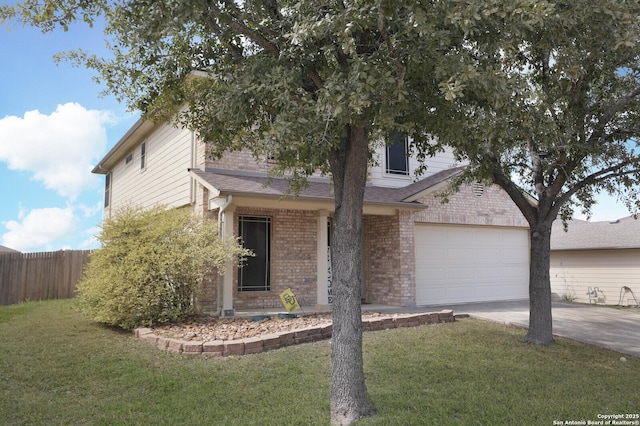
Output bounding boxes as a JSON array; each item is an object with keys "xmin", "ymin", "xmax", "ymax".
[
  {"xmin": 233, "ymin": 207, "xmax": 320, "ymax": 309},
  {"xmin": 364, "ymin": 211, "xmax": 416, "ymax": 306},
  {"xmin": 206, "ymin": 149, "xmax": 274, "ymax": 174},
  {"xmin": 413, "ymin": 183, "xmax": 528, "ymax": 227},
  {"xmin": 195, "ymin": 180, "xmax": 527, "ymax": 312}
]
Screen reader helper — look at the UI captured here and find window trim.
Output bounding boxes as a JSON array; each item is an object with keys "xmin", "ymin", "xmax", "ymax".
[
  {"xmin": 385, "ymin": 132, "xmax": 410, "ymax": 176},
  {"xmin": 238, "ymin": 215, "xmax": 272, "ymax": 293},
  {"xmin": 104, "ymin": 173, "xmax": 111, "ymax": 208},
  {"xmin": 140, "ymin": 141, "xmax": 146, "ymax": 170}
]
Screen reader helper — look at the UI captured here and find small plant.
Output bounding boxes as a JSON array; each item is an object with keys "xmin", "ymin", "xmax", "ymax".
[
  {"xmin": 561, "ymin": 293, "xmax": 576, "ymax": 303},
  {"xmin": 76, "ymin": 205, "xmax": 251, "ymax": 330}
]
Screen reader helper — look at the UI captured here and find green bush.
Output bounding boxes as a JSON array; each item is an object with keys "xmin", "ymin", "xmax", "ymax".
[{"xmin": 76, "ymin": 205, "xmax": 251, "ymax": 330}]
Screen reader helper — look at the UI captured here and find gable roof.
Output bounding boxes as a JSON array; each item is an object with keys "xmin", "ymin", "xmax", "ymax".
[
  {"xmin": 551, "ymin": 215, "xmax": 640, "ymax": 251},
  {"xmin": 189, "ymin": 167, "xmax": 465, "ymax": 209}
]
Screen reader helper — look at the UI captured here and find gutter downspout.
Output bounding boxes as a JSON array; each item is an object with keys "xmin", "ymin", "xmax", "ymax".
[{"xmin": 211, "ymin": 195, "xmax": 233, "ymax": 317}]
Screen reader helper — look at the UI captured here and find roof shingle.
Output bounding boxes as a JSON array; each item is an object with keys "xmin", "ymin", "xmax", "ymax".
[
  {"xmin": 189, "ymin": 167, "xmax": 464, "ymax": 208},
  {"xmin": 551, "ymin": 215, "xmax": 640, "ymax": 250}
]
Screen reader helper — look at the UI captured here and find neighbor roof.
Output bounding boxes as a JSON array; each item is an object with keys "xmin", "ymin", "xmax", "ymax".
[
  {"xmin": 0, "ymin": 245, "xmax": 20, "ymax": 254},
  {"xmin": 189, "ymin": 167, "xmax": 465, "ymax": 209},
  {"xmin": 551, "ymin": 215, "xmax": 640, "ymax": 250}
]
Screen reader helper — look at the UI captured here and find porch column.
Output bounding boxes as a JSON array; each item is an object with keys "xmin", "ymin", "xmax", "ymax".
[
  {"xmin": 316, "ymin": 209, "xmax": 330, "ymax": 309},
  {"xmin": 221, "ymin": 204, "xmax": 236, "ymax": 316}
]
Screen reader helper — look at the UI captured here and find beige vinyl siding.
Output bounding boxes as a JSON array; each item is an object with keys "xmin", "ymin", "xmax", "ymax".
[
  {"xmin": 369, "ymin": 145, "xmax": 459, "ymax": 188},
  {"xmin": 110, "ymin": 124, "xmax": 193, "ymax": 213},
  {"xmin": 550, "ymin": 249, "xmax": 640, "ymax": 305}
]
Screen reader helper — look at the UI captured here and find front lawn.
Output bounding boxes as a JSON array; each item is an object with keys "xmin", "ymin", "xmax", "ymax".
[{"xmin": 0, "ymin": 300, "xmax": 637, "ymax": 425}]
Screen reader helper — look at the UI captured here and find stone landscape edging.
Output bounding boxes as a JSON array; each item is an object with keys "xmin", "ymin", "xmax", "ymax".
[{"xmin": 134, "ymin": 310, "xmax": 455, "ymax": 357}]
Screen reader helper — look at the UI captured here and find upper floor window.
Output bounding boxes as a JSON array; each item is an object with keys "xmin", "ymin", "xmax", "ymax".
[
  {"xmin": 140, "ymin": 142, "xmax": 146, "ymax": 170},
  {"xmin": 104, "ymin": 173, "xmax": 111, "ymax": 208},
  {"xmin": 385, "ymin": 132, "xmax": 409, "ymax": 176},
  {"xmin": 125, "ymin": 152, "xmax": 133, "ymax": 165}
]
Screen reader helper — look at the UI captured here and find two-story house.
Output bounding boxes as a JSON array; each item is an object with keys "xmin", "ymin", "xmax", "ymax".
[{"xmin": 92, "ymin": 119, "xmax": 529, "ymax": 316}]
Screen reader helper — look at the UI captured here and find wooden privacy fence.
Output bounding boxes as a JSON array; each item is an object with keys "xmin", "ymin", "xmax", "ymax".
[{"xmin": 0, "ymin": 250, "xmax": 91, "ymax": 305}]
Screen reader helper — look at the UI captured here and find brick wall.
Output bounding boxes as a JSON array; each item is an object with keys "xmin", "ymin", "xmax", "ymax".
[
  {"xmin": 414, "ymin": 183, "xmax": 528, "ymax": 227},
  {"xmin": 203, "ymin": 147, "xmax": 325, "ymax": 178},
  {"xmin": 205, "ymin": 149, "xmax": 274, "ymax": 174},
  {"xmin": 364, "ymin": 215, "xmax": 400, "ymax": 305},
  {"xmin": 364, "ymin": 212, "xmax": 416, "ymax": 307},
  {"xmin": 398, "ymin": 210, "xmax": 417, "ymax": 306},
  {"xmin": 233, "ymin": 207, "xmax": 319, "ymax": 309}
]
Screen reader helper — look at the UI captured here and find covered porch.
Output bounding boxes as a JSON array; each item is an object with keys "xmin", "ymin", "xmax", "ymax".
[{"xmin": 189, "ymin": 167, "xmax": 440, "ymax": 316}]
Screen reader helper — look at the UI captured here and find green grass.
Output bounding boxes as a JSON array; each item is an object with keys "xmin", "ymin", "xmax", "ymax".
[{"xmin": 1, "ymin": 300, "xmax": 638, "ymax": 425}]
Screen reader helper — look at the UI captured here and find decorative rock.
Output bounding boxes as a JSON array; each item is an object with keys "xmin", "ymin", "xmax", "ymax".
[{"xmin": 136, "ymin": 309, "xmax": 456, "ymax": 357}]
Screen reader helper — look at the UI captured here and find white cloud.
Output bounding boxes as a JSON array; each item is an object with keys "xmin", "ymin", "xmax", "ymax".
[
  {"xmin": 0, "ymin": 103, "xmax": 111, "ymax": 200},
  {"xmin": 1, "ymin": 207, "xmax": 77, "ymax": 252},
  {"xmin": 79, "ymin": 225, "xmax": 102, "ymax": 249},
  {"xmin": 78, "ymin": 201, "xmax": 103, "ymax": 217}
]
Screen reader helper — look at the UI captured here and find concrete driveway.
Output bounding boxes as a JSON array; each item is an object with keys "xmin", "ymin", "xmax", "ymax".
[{"xmin": 432, "ymin": 300, "xmax": 640, "ymax": 357}]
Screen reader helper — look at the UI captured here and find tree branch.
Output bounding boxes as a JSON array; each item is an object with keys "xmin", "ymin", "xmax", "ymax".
[
  {"xmin": 377, "ymin": 2, "xmax": 406, "ymax": 84},
  {"xmin": 556, "ymin": 161, "xmax": 640, "ymax": 207},
  {"xmin": 589, "ymin": 86, "xmax": 640, "ymax": 144},
  {"xmin": 205, "ymin": 0, "xmax": 280, "ymax": 57},
  {"xmin": 485, "ymin": 151, "xmax": 537, "ymax": 226},
  {"xmin": 527, "ymin": 135, "xmax": 545, "ymax": 197}
]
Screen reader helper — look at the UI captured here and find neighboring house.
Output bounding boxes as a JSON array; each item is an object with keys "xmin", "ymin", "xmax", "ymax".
[
  {"xmin": 550, "ymin": 216, "xmax": 640, "ymax": 306},
  {"xmin": 93, "ymin": 119, "xmax": 529, "ymax": 315},
  {"xmin": 0, "ymin": 245, "xmax": 20, "ymax": 254}
]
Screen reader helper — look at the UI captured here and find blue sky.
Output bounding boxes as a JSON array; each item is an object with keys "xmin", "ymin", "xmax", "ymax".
[
  {"xmin": 0, "ymin": 17, "xmax": 139, "ymax": 252},
  {"xmin": 0, "ymin": 13, "xmax": 634, "ymax": 253}
]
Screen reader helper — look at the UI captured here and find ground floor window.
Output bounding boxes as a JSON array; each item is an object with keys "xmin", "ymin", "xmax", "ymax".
[{"xmin": 238, "ymin": 215, "xmax": 271, "ymax": 292}]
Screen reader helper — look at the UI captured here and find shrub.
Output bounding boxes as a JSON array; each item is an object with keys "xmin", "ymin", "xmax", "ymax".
[{"xmin": 76, "ymin": 205, "xmax": 251, "ymax": 330}]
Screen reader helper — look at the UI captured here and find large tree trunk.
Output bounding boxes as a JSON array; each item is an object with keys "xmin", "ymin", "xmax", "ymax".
[
  {"xmin": 328, "ymin": 124, "xmax": 376, "ymax": 425},
  {"xmin": 524, "ymin": 220, "xmax": 555, "ymax": 345}
]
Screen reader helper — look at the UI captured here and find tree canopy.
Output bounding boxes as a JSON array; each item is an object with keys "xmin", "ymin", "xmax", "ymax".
[
  {"xmin": 436, "ymin": 0, "xmax": 640, "ymax": 344},
  {"xmin": 5, "ymin": 0, "xmax": 639, "ymax": 421},
  {"xmin": 1, "ymin": 1, "xmax": 464, "ymax": 423}
]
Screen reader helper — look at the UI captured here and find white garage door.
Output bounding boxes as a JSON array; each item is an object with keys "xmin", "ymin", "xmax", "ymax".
[{"xmin": 415, "ymin": 224, "xmax": 529, "ymax": 306}]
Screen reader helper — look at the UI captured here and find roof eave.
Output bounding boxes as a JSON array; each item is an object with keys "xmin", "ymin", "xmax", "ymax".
[
  {"xmin": 91, "ymin": 119, "xmax": 157, "ymax": 174},
  {"xmin": 189, "ymin": 169, "xmax": 426, "ymax": 211}
]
